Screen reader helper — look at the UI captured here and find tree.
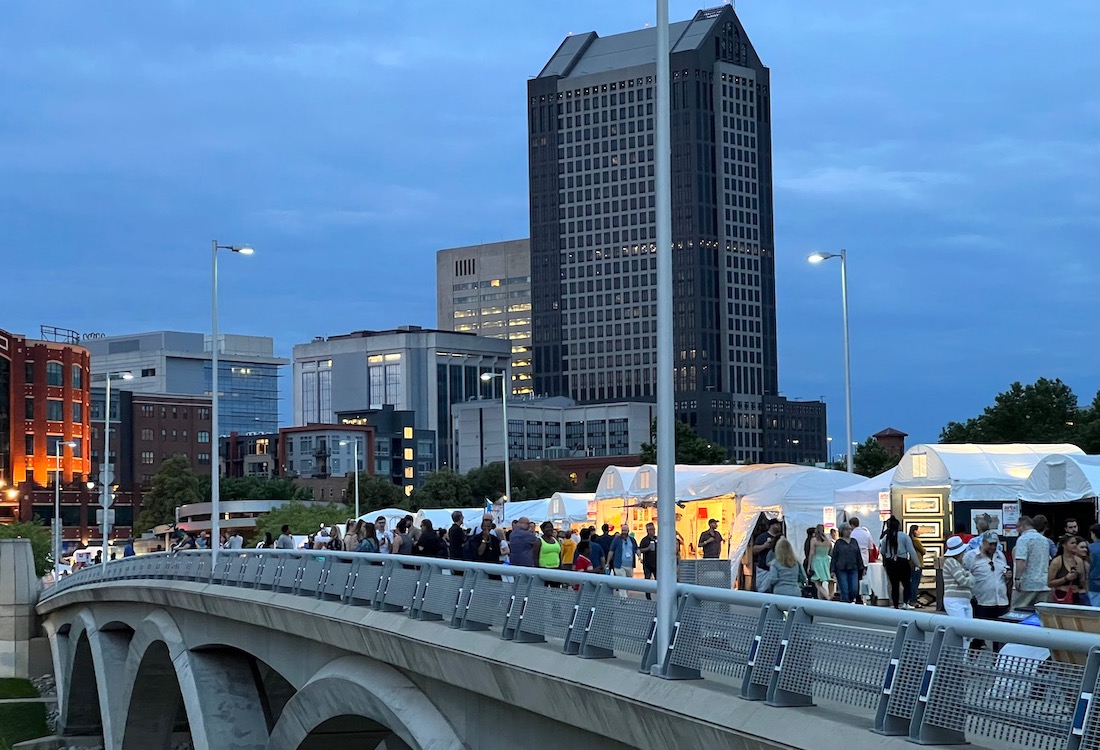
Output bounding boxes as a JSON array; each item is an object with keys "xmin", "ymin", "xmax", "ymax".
[
  {"xmin": 0, "ymin": 521, "xmax": 51, "ymax": 576},
  {"xmin": 346, "ymin": 472, "xmax": 406, "ymax": 513},
  {"xmin": 639, "ymin": 419, "xmax": 727, "ymax": 465},
  {"xmin": 219, "ymin": 476, "xmax": 312, "ymax": 502},
  {"xmin": 526, "ymin": 466, "xmax": 575, "ymax": 499},
  {"xmin": 580, "ymin": 471, "xmax": 602, "ymax": 493},
  {"xmin": 940, "ymin": 378, "xmax": 1079, "ymax": 444},
  {"xmin": 251, "ymin": 500, "xmax": 352, "ymax": 546},
  {"xmin": 138, "ymin": 455, "xmax": 202, "ymax": 532},
  {"xmin": 849, "ymin": 437, "xmax": 902, "ymax": 478},
  {"xmin": 412, "ymin": 469, "xmax": 473, "ymax": 508}
]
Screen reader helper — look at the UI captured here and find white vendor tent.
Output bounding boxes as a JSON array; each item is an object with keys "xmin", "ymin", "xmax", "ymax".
[
  {"xmin": 412, "ymin": 507, "xmax": 484, "ymax": 530},
  {"xmin": 833, "ymin": 468, "xmax": 895, "ymax": 514},
  {"xmin": 627, "ymin": 464, "xmax": 727, "ymax": 505},
  {"xmin": 893, "ymin": 443, "xmax": 1084, "ymax": 501},
  {"xmin": 547, "ymin": 493, "xmax": 593, "ymax": 525},
  {"xmin": 725, "ymin": 467, "xmax": 863, "ymax": 565},
  {"xmin": 593, "ymin": 466, "xmax": 645, "ymax": 503},
  {"xmin": 356, "ymin": 507, "xmax": 410, "ymax": 530},
  {"xmin": 681, "ymin": 463, "xmax": 805, "ymax": 505},
  {"xmin": 1019, "ymin": 454, "xmax": 1100, "ymax": 503}
]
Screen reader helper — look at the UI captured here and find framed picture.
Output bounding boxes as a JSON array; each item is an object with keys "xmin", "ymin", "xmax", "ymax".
[
  {"xmin": 906, "ymin": 520, "xmax": 941, "ymax": 540},
  {"xmin": 970, "ymin": 509, "xmax": 1002, "ymax": 534},
  {"xmin": 922, "ymin": 542, "xmax": 944, "ymax": 562},
  {"xmin": 903, "ymin": 495, "xmax": 942, "ymax": 515}
]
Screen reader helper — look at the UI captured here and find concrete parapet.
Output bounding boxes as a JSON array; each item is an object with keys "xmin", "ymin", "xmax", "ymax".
[{"xmin": 0, "ymin": 539, "xmax": 42, "ymax": 678}]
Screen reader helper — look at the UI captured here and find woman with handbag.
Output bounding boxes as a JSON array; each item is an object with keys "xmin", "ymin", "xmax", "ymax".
[
  {"xmin": 879, "ymin": 516, "xmax": 919, "ymax": 609},
  {"xmin": 1049, "ymin": 535, "xmax": 1090, "ymax": 605}
]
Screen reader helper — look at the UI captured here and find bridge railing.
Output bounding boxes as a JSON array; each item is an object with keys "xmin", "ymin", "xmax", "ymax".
[{"xmin": 43, "ymin": 549, "xmax": 1100, "ymax": 750}]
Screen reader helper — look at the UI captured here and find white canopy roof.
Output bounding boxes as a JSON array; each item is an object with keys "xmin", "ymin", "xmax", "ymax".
[
  {"xmin": 833, "ymin": 468, "xmax": 895, "ymax": 509},
  {"xmin": 627, "ymin": 464, "xmax": 728, "ymax": 504},
  {"xmin": 356, "ymin": 507, "xmax": 410, "ymax": 529},
  {"xmin": 728, "ymin": 468, "xmax": 864, "ymax": 564},
  {"xmin": 893, "ymin": 443, "xmax": 1084, "ymax": 501},
  {"xmin": 681, "ymin": 463, "xmax": 805, "ymax": 503},
  {"xmin": 548, "ymin": 493, "xmax": 593, "ymax": 523},
  {"xmin": 1019, "ymin": 454, "xmax": 1100, "ymax": 503},
  {"xmin": 594, "ymin": 466, "xmax": 645, "ymax": 502}
]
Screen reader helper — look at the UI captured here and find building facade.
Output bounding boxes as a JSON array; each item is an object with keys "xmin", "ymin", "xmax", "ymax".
[
  {"xmin": 278, "ymin": 425, "xmax": 374, "ymax": 481},
  {"xmin": 220, "ymin": 431, "xmax": 281, "ymax": 479},
  {"xmin": 760, "ymin": 395, "xmax": 828, "ymax": 465},
  {"xmin": 292, "ymin": 326, "xmax": 512, "ymax": 470},
  {"xmin": 451, "ymin": 396, "xmax": 653, "ymax": 474},
  {"xmin": 83, "ymin": 331, "xmax": 287, "ymax": 436},
  {"xmin": 0, "ymin": 327, "xmax": 91, "ymax": 493},
  {"xmin": 336, "ymin": 406, "xmax": 435, "ymax": 493},
  {"xmin": 436, "ymin": 239, "xmax": 533, "ymax": 397},
  {"xmin": 528, "ymin": 7, "xmax": 828, "ymax": 463}
]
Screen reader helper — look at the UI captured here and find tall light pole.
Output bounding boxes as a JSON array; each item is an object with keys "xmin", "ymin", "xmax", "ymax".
[
  {"xmin": 339, "ymin": 437, "xmax": 361, "ymax": 520},
  {"xmin": 53, "ymin": 440, "xmax": 76, "ymax": 579},
  {"xmin": 211, "ymin": 240, "xmax": 253, "ymax": 572},
  {"xmin": 100, "ymin": 371, "xmax": 133, "ymax": 567},
  {"xmin": 809, "ymin": 250, "xmax": 853, "ymax": 474},
  {"xmin": 653, "ymin": 0, "xmax": 677, "ymax": 672},
  {"xmin": 480, "ymin": 371, "xmax": 511, "ymax": 514}
]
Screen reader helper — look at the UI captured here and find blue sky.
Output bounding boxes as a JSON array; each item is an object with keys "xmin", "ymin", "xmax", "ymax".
[{"xmin": 3, "ymin": 1, "xmax": 1098, "ymax": 450}]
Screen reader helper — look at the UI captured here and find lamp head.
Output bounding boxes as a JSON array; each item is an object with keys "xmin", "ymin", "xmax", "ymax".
[
  {"xmin": 480, "ymin": 373, "xmax": 495, "ymax": 382},
  {"xmin": 119, "ymin": 371, "xmax": 134, "ymax": 381},
  {"xmin": 63, "ymin": 441, "xmax": 77, "ymax": 448},
  {"xmin": 234, "ymin": 245, "xmax": 254, "ymax": 255},
  {"xmin": 808, "ymin": 252, "xmax": 828, "ymax": 263}
]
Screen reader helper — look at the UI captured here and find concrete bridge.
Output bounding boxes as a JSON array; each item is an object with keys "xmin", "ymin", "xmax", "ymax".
[{"xmin": 34, "ymin": 549, "xmax": 1100, "ymax": 750}]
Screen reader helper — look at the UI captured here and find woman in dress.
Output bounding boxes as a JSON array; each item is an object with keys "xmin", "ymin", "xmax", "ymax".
[
  {"xmin": 1049, "ymin": 535, "xmax": 1090, "ymax": 605},
  {"xmin": 809, "ymin": 524, "xmax": 834, "ymax": 600}
]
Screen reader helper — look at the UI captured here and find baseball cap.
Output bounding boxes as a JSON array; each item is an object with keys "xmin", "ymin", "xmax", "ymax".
[{"xmin": 980, "ymin": 530, "xmax": 999, "ymax": 544}]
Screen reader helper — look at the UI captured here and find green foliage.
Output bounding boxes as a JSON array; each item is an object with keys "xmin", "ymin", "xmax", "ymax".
[
  {"xmin": 0, "ymin": 700, "xmax": 48, "ymax": 746},
  {"xmin": 940, "ymin": 378, "xmax": 1080, "ymax": 444},
  {"xmin": 346, "ymin": 472, "xmax": 406, "ymax": 513},
  {"xmin": 138, "ymin": 455, "xmax": 202, "ymax": 532},
  {"xmin": 412, "ymin": 469, "xmax": 473, "ymax": 508},
  {"xmin": 580, "ymin": 470, "xmax": 602, "ymax": 493},
  {"xmin": 463, "ymin": 462, "xmax": 576, "ymax": 503},
  {"xmin": 0, "ymin": 522, "xmax": 52, "ymax": 577},
  {"xmin": 219, "ymin": 476, "xmax": 311, "ymax": 502},
  {"xmin": 639, "ymin": 418, "xmax": 728, "ymax": 465},
  {"xmin": 835, "ymin": 437, "xmax": 903, "ymax": 478},
  {"xmin": 250, "ymin": 500, "xmax": 352, "ymax": 545},
  {"xmin": 0, "ymin": 680, "xmax": 37, "ymax": 700}
]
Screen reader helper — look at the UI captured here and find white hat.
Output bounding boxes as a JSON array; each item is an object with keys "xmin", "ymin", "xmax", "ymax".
[{"xmin": 944, "ymin": 535, "xmax": 966, "ymax": 557}]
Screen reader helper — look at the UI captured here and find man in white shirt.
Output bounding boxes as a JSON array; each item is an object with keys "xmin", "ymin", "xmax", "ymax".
[
  {"xmin": 849, "ymin": 517, "xmax": 874, "ymax": 565},
  {"xmin": 227, "ymin": 532, "xmax": 244, "ymax": 550},
  {"xmin": 1013, "ymin": 515, "xmax": 1052, "ymax": 610},
  {"xmin": 375, "ymin": 517, "xmax": 394, "ymax": 555}
]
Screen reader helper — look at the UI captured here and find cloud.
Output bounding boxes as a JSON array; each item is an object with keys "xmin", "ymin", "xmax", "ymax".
[{"xmin": 777, "ymin": 165, "xmax": 965, "ymax": 202}]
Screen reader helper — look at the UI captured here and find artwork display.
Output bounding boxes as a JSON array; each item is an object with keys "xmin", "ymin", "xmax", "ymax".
[{"xmin": 903, "ymin": 496, "xmax": 943, "ymax": 515}]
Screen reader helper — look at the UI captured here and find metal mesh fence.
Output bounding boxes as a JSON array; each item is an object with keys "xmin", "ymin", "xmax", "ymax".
[
  {"xmin": 382, "ymin": 566, "xmax": 420, "ymax": 608},
  {"xmin": 567, "ymin": 586, "xmax": 599, "ymax": 649},
  {"xmin": 924, "ymin": 644, "xmax": 1081, "ymax": 750},
  {"xmin": 463, "ymin": 577, "xmax": 511, "ymax": 628},
  {"xmin": 518, "ymin": 584, "xmax": 578, "ymax": 642},
  {"xmin": 776, "ymin": 622, "xmax": 893, "ymax": 710},
  {"xmin": 750, "ymin": 618, "xmax": 787, "ymax": 687},
  {"xmin": 678, "ymin": 560, "xmax": 732, "ymax": 588},
  {"xmin": 297, "ymin": 558, "xmax": 326, "ymax": 593},
  {"xmin": 323, "ymin": 561, "xmax": 353, "ymax": 599},
  {"xmin": 586, "ymin": 593, "xmax": 657, "ymax": 657},
  {"xmin": 349, "ymin": 563, "xmax": 385, "ymax": 603},
  {"xmin": 1075, "ymin": 665, "xmax": 1100, "ymax": 750},
  {"xmin": 885, "ymin": 639, "xmax": 931, "ymax": 721},
  {"xmin": 668, "ymin": 600, "xmax": 757, "ymax": 679},
  {"xmin": 421, "ymin": 570, "xmax": 465, "ymax": 620}
]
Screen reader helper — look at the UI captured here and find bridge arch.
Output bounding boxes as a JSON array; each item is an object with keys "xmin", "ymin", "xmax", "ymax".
[
  {"xmin": 60, "ymin": 610, "xmax": 108, "ymax": 739},
  {"xmin": 114, "ymin": 610, "xmax": 269, "ymax": 750},
  {"xmin": 265, "ymin": 656, "xmax": 466, "ymax": 750}
]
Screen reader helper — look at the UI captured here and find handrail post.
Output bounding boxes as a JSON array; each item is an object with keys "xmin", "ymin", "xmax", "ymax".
[
  {"xmin": 909, "ymin": 626, "xmax": 966, "ymax": 745},
  {"xmin": 1068, "ymin": 646, "xmax": 1100, "ymax": 750},
  {"xmin": 873, "ymin": 621, "xmax": 923, "ymax": 735},
  {"xmin": 413, "ymin": 565, "xmax": 439, "ymax": 621},
  {"xmin": 741, "ymin": 603, "xmax": 784, "ymax": 701},
  {"xmin": 766, "ymin": 605, "xmax": 814, "ymax": 707},
  {"xmin": 511, "ymin": 575, "xmax": 547, "ymax": 645},
  {"xmin": 578, "ymin": 582, "xmax": 615, "ymax": 660},
  {"xmin": 461, "ymin": 570, "xmax": 493, "ymax": 631},
  {"xmin": 500, "ymin": 575, "xmax": 524, "ymax": 640},
  {"xmin": 656, "ymin": 592, "xmax": 702, "ymax": 680}
]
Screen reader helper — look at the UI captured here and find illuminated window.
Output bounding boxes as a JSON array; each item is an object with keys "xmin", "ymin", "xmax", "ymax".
[
  {"xmin": 403, "ymin": 467, "xmax": 414, "ymax": 479},
  {"xmin": 403, "ymin": 448, "xmax": 413, "ymax": 461},
  {"xmin": 403, "ymin": 427, "xmax": 414, "ymax": 439},
  {"xmin": 404, "ymin": 485, "xmax": 414, "ymax": 497},
  {"xmin": 912, "ymin": 453, "xmax": 927, "ymax": 478}
]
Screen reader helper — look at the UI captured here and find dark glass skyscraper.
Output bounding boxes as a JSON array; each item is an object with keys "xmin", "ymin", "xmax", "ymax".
[{"xmin": 529, "ymin": 6, "xmax": 819, "ymax": 463}]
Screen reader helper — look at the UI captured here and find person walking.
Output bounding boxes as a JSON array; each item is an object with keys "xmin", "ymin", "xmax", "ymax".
[
  {"xmin": 639, "ymin": 522, "xmax": 658, "ymax": 600},
  {"xmin": 763, "ymin": 538, "xmax": 807, "ymax": 597},
  {"xmin": 966, "ymin": 530, "xmax": 1010, "ymax": 652},
  {"xmin": 830, "ymin": 524, "xmax": 865, "ymax": 603},
  {"xmin": 1013, "ymin": 515, "xmax": 1051, "ymax": 610},
  {"xmin": 941, "ymin": 535, "xmax": 975, "ymax": 620},
  {"xmin": 879, "ymin": 516, "xmax": 919, "ymax": 609},
  {"xmin": 848, "ymin": 517, "xmax": 873, "ymax": 566},
  {"xmin": 609, "ymin": 523, "xmax": 639, "ymax": 597},
  {"xmin": 808, "ymin": 524, "xmax": 834, "ymax": 600}
]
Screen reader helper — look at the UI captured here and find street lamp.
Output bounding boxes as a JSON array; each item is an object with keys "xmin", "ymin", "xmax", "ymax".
[
  {"xmin": 53, "ymin": 440, "xmax": 76, "ymax": 579},
  {"xmin": 808, "ymin": 250, "xmax": 853, "ymax": 474},
  {"xmin": 339, "ymin": 438, "xmax": 361, "ymax": 521},
  {"xmin": 211, "ymin": 240, "xmax": 253, "ymax": 572},
  {"xmin": 480, "ymin": 371, "xmax": 511, "ymax": 514},
  {"xmin": 101, "ymin": 371, "xmax": 133, "ymax": 567}
]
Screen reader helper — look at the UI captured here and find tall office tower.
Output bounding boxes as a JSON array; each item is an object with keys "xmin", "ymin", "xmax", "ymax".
[
  {"xmin": 529, "ymin": 6, "xmax": 783, "ymax": 462},
  {"xmin": 436, "ymin": 239, "xmax": 533, "ymax": 397}
]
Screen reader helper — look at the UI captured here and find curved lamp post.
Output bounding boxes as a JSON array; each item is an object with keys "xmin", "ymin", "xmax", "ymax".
[{"xmin": 808, "ymin": 250, "xmax": 853, "ymax": 473}]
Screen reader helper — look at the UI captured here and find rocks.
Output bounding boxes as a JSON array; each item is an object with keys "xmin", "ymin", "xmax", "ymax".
[{"xmin": 30, "ymin": 673, "xmax": 57, "ymax": 696}]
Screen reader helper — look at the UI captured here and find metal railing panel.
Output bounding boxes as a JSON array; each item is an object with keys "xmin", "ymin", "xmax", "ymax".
[
  {"xmin": 348, "ymin": 562, "xmax": 385, "ymax": 604},
  {"xmin": 923, "ymin": 642, "xmax": 1082, "ymax": 750},
  {"xmin": 667, "ymin": 598, "xmax": 756, "ymax": 680},
  {"xmin": 884, "ymin": 638, "xmax": 931, "ymax": 723},
  {"xmin": 421, "ymin": 568, "xmax": 467, "ymax": 623},
  {"xmin": 296, "ymin": 557, "xmax": 326, "ymax": 596},
  {"xmin": 322, "ymin": 560, "xmax": 353, "ymax": 601},
  {"xmin": 515, "ymin": 582, "xmax": 578, "ymax": 643},
  {"xmin": 777, "ymin": 621, "xmax": 895, "ymax": 711},
  {"xmin": 585, "ymin": 590, "xmax": 657, "ymax": 658},
  {"xmin": 677, "ymin": 560, "xmax": 732, "ymax": 588},
  {"xmin": 461, "ymin": 572, "xmax": 509, "ymax": 630},
  {"xmin": 381, "ymin": 565, "xmax": 420, "ymax": 610}
]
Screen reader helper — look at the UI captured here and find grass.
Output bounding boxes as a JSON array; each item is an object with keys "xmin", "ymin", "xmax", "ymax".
[
  {"xmin": 0, "ymin": 679, "xmax": 50, "ymax": 747},
  {"xmin": 0, "ymin": 703, "xmax": 49, "ymax": 746},
  {"xmin": 0, "ymin": 679, "xmax": 38, "ymax": 699}
]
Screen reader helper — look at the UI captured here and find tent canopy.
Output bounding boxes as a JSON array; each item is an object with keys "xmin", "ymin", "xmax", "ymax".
[
  {"xmin": 682, "ymin": 463, "xmax": 805, "ymax": 503},
  {"xmin": 356, "ymin": 507, "xmax": 409, "ymax": 528},
  {"xmin": 627, "ymin": 464, "xmax": 727, "ymax": 504},
  {"xmin": 1019, "ymin": 454, "xmax": 1100, "ymax": 504},
  {"xmin": 833, "ymin": 468, "xmax": 894, "ymax": 510},
  {"xmin": 548, "ymin": 492, "xmax": 593, "ymax": 524},
  {"xmin": 594, "ymin": 466, "xmax": 645, "ymax": 502},
  {"xmin": 892, "ymin": 443, "xmax": 1084, "ymax": 501}
]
